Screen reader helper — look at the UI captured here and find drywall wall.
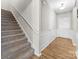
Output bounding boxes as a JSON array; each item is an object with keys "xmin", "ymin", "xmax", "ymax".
[
  {"xmin": 72, "ymin": 7, "xmax": 78, "ymax": 32},
  {"xmin": 56, "ymin": 11, "xmax": 77, "ymax": 46},
  {"xmin": 1, "ymin": 0, "xmax": 31, "ymax": 11},
  {"xmin": 40, "ymin": 3, "xmax": 57, "ymax": 51},
  {"xmin": 21, "ymin": 3, "xmax": 32, "ymax": 28},
  {"xmin": 41, "ymin": 3, "xmax": 49, "ymax": 31},
  {"xmin": 57, "ymin": 12, "xmax": 72, "ymax": 29},
  {"xmin": 32, "ymin": 0, "xmax": 41, "ymax": 56},
  {"xmin": 1, "ymin": 0, "xmax": 11, "ymax": 10},
  {"xmin": 41, "ymin": 3, "xmax": 56, "ymax": 31},
  {"xmin": 11, "ymin": 0, "xmax": 31, "ymax": 14}
]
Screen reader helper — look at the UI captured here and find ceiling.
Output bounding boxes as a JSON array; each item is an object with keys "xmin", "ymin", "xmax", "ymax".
[{"xmin": 42, "ymin": 0, "xmax": 76, "ymax": 13}]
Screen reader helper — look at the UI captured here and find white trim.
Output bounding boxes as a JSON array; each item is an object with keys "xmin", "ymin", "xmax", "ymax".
[{"xmin": 34, "ymin": 51, "xmax": 41, "ymax": 57}]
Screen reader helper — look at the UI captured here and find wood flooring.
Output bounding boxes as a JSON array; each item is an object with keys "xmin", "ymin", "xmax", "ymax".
[{"xmin": 32, "ymin": 37, "xmax": 77, "ymax": 59}]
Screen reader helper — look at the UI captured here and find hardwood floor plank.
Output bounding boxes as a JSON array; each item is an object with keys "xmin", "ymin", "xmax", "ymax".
[{"xmin": 32, "ymin": 37, "xmax": 77, "ymax": 59}]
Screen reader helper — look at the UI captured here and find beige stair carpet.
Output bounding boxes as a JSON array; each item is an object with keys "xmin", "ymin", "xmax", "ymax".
[
  {"xmin": 32, "ymin": 37, "xmax": 77, "ymax": 59},
  {"xmin": 1, "ymin": 9, "xmax": 34, "ymax": 59}
]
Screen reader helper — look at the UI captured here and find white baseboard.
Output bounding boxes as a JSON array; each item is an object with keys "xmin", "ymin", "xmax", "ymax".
[{"xmin": 34, "ymin": 51, "xmax": 41, "ymax": 57}]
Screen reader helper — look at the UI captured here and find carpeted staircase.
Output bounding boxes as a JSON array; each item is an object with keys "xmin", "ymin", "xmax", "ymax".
[{"xmin": 1, "ymin": 9, "xmax": 34, "ymax": 59}]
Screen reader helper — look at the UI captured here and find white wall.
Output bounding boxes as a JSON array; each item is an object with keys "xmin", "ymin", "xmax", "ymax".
[
  {"xmin": 1, "ymin": 0, "xmax": 11, "ymax": 10},
  {"xmin": 57, "ymin": 12, "xmax": 72, "ymax": 29},
  {"xmin": 72, "ymin": 7, "xmax": 78, "ymax": 32},
  {"xmin": 21, "ymin": 3, "xmax": 32, "ymax": 28},
  {"xmin": 40, "ymin": 3, "xmax": 57, "ymax": 51},
  {"xmin": 32, "ymin": 0, "xmax": 41, "ymax": 56},
  {"xmin": 1, "ymin": 0, "xmax": 31, "ymax": 11},
  {"xmin": 56, "ymin": 11, "xmax": 78, "ymax": 47},
  {"xmin": 41, "ymin": 3, "xmax": 56, "ymax": 31},
  {"xmin": 11, "ymin": 0, "xmax": 31, "ymax": 13},
  {"xmin": 41, "ymin": 3, "xmax": 49, "ymax": 31}
]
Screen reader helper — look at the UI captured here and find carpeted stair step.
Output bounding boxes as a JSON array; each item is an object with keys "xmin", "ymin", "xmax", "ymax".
[
  {"xmin": 1, "ymin": 22, "xmax": 19, "ymax": 26},
  {"xmin": 1, "ymin": 20, "xmax": 17, "ymax": 23},
  {"xmin": 1, "ymin": 39, "xmax": 30, "ymax": 51},
  {"xmin": 1, "ymin": 29, "xmax": 23, "ymax": 36},
  {"xmin": 1, "ymin": 18, "xmax": 16, "ymax": 22},
  {"xmin": 2, "ymin": 36, "xmax": 27, "ymax": 46},
  {"xmin": 2, "ymin": 43, "xmax": 31, "ymax": 59},
  {"xmin": 1, "ymin": 9, "xmax": 34, "ymax": 59},
  {"xmin": 2, "ymin": 41, "xmax": 31, "ymax": 56},
  {"xmin": 1, "ymin": 33, "xmax": 25, "ymax": 43},
  {"xmin": 12, "ymin": 48, "xmax": 34, "ymax": 59},
  {"xmin": 1, "ymin": 26, "xmax": 21, "ymax": 31}
]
